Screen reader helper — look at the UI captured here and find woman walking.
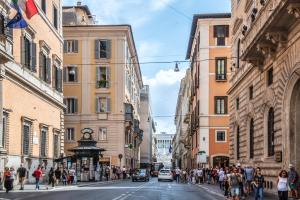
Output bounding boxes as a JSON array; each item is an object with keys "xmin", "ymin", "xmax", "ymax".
[
  {"xmin": 253, "ymin": 167, "xmax": 264, "ymax": 200},
  {"xmin": 277, "ymin": 170, "xmax": 288, "ymax": 200},
  {"xmin": 3, "ymin": 167, "xmax": 12, "ymax": 193}
]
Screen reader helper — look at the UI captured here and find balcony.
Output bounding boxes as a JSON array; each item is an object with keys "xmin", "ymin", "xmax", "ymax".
[
  {"xmin": 240, "ymin": 0, "xmax": 300, "ymax": 67},
  {"xmin": 0, "ymin": 30, "xmax": 13, "ymax": 65}
]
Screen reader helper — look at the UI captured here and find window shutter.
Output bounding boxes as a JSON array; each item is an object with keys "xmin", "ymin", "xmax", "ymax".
[
  {"xmin": 74, "ymin": 99, "xmax": 78, "ymax": 113},
  {"xmin": 225, "ymin": 25, "xmax": 229, "ymax": 37},
  {"xmin": 214, "ymin": 97, "xmax": 217, "ymax": 114},
  {"xmin": 74, "ymin": 67, "xmax": 78, "ymax": 82},
  {"xmin": 63, "ymin": 40, "xmax": 67, "ymax": 53},
  {"xmin": 95, "ymin": 40, "xmax": 100, "ymax": 59},
  {"xmin": 57, "ymin": 68, "xmax": 63, "ymax": 92},
  {"xmin": 31, "ymin": 42, "xmax": 37, "ymax": 72},
  {"xmin": 213, "ymin": 26, "xmax": 217, "ymax": 37},
  {"xmin": 107, "ymin": 97, "xmax": 111, "ymax": 113},
  {"xmin": 96, "ymin": 67, "xmax": 100, "ymax": 88},
  {"xmin": 225, "ymin": 96, "xmax": 228, "ymax": 114},
  {"xmin": 46, "ymin": 58, "xmax": 51, "ymax": 84},
  {"xmin": 96, "ymin": 97, "xmax": 99, "ymax": 113},
  {"xmin": 21, "ymin": 36, "xmax": 25, "ymax": 66},
  {"xmin": 106, "ymin": 67, "xmax": 110, "ymax": 88},
  {"xmin": 39, "ymin": 52, "xmax": 43, "ymax": 79},
  {"xmin": 106, "ymin": 40, "xmax": 111, "ymax": 59},
  {"xmin": 0, "ymin": 15, "xmax": 4, "ymax": 35},
  {"xmin": 63, "ymin": 67, "xmax": 67, "ymax": 82},
  {"xmin": 74, "ymin": 40, "xmax": 78, "ymax": 53}
]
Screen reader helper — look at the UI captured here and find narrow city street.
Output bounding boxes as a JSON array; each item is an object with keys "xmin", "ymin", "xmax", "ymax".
[{"xmin": 0, "ymin": 178, "xmax": 225, "ymax": 200}]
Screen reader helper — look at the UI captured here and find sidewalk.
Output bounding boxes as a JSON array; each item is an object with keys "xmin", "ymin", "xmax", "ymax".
[
  {"xmin": 196, "ymin": 182, "xmax": 278, "ymax": 200},
  {"xmin": 0, "ymin": 178, "xmax": 128, "ymax": 193}
]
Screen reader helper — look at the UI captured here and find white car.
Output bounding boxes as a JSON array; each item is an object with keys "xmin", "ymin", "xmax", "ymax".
[{"xmin": 158, "ymin": 169, "xmax": 173, "ymax": 182}]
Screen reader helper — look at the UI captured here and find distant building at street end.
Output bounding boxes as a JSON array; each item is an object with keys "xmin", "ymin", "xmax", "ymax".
[
  {"xmin": 156, "ymin": 132, "xmax": 174, "ymax": 168},
  {"xmin": 186, "ymin": 13, "xmax": 231, "ymax": 169},
  {"xmin": 229, "ymin": 0, "xmax": 300, "ymax": 193},
  {"xmin": 172, "ymin": 69, "xmax": 191, "ymax": 170},
  {"xmin": 140, "ymin": 85, "xmax": 156, "ymax": 168},
  {"xmin": 0, "ymin": 0, "xmax": 64, "ymax": 183},
  {"xmin": 62, "ymin": 3, "xmax": 144, "ymax": 179}
]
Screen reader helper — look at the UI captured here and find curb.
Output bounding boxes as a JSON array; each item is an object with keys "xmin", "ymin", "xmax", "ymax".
[{"xmin": 197, "ymin": 184, "xmax": 225, "ymax": 198}]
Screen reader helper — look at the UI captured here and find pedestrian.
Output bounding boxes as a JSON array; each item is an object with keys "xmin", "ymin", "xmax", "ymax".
[
  {"xmin": 112, "ymin": 166, "xmax": 117, "ymax": 180},
  {"xmin": 196, "ymin": 168, "xmax": 203, "ymax": 184},
  {"xmin": 48, "ymin": 167, "xmax": 55, "ymax": 188},
  {"xmin": 218, "ymin": 168, "xmax": 225, "ymax": 190},
  {"xmin": 175, "ymin": 167, "xmax": 181, "ymax": 183},
  {"xmin": 277, "ymin": 170, "xmax": 288, "ymax": 200},
  {"xmin": 62, "ymin": 168, "xmax": 67, "ymax": 186},
  {"xmin": 238, "ymin": 167, "xmax": 245, "ymax": 199},
  {"xmin": 229, "ymin": 167, "xmax": 241, "ymax": 200},
  {"xmin": 9, "ymin": 167, "xmax": 16, "ymax": 190},
  {"xmin": 224, "ymin": 168, "xmax": 230, "ymax": 198},
  {"xmin": 288, "ymin": 164, "xmax": 299, "ymax": 199},
  {"xmin": 244, "ymin": 165, "xmax": 254, "ymax": 196},
  {"xmin": 122, "ymin": 166, "xmax": 126, "ymax": 180},
  {"xmin": 207, "ymin": 167, "xmax": 212, "ymax": 184},
  {"xmin": 105, "ymin": 166, "xmax": 110, "ymax": 181},
  {"xmin": 182, "ymin": 168, "xmax": 187, "ymax": 183},
  {"xmin": 33, "ymin": 165, "xmax": 43, "ymax": 190},
  {"xmin": 17, "ymin": 163, "xmax": 27, "ymax": 190},
  {"xmin": 54, "ymin": 167, "xmax": 61, "ymax": 186},
  {"xmin": 3, "ymin": 167, "xmax": 12, "ymax": 193},
  {"xmin": 253, "ymin": 167, "xmax": 264, "ymax": 200}
]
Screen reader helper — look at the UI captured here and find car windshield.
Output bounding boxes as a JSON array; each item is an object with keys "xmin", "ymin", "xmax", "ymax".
[
  {"xmin": 140, "ymin": 169, "xmax": 146, "ymax": 173},
  {"xmin": 160, "ymin": 170, "xmax": 170, "ymax": 173}
]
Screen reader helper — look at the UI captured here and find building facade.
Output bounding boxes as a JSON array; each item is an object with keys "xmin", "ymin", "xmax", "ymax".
[
  {"xmin": 140, "ymin": 85, "xmax": 155, "ymax": 168},
  {"xmin": 172, "ymin": 69, "xmax": 191, "ymax": 170},
  {"xmin": 0, "ymin": 0, "xmax": 64, "ymax": 182},
  {"xmin": 63, "ymin": 4, "xmax": 143, "ymax": 171},
  {"xmin": 156, "ymin": 132, "xmax": 174, "ymax": 168},
  {"xmin": 186, "ymin": 14, "xmax": 231, "ymax": 168},
  {"xmin": 229, "ymin": 0, "xmax": 300, "ymax": 193}
]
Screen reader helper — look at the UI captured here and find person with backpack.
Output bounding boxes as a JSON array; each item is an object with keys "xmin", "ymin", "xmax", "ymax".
[
  {"xmin": 229, "ymin": 167, "xmax": 241, "ymax": 200},
  {"xmin": 277, "ymin": 170, "xmax": 289, "ymax": 200},
  {"xmin": 17, "ymin": 163, "xmax": 27, "ymax": 190},
  {"xmin": 253, "ymin": 167, "xmax": 264, "ymax": 200},
  {"xmin": 54, "ymin": 167, "xmax": 61, "ymax": 186}
]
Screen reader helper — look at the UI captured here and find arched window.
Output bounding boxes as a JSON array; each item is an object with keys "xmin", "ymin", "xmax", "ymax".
[
  {"xmin": 237, "ymin": 126, "xmax": 240, "ymax": 160},
  {"xmin": 249, "ymin": 118, "xmax": 254, "ymax": 159},
  {"xmin": 268, "ymin": 108, "xmax": 275, "ymax": 156}
]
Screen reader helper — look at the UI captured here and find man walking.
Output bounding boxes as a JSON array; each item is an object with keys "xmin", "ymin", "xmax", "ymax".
[
  {"xmin": 17, "ymin": 164, "xmax": 27, "ymax": 190},
  {"xmin": 288, "ymin": 164, "xmax": 299, "ymax": 199},
  {"xmin": 175, "ymin": 167, "xmax": 181, "ymax": 183}
]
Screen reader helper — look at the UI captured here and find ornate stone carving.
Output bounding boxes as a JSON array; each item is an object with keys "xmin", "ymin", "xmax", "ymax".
[
  {"xmin": 265, "ymin": 32, "xmax": 287, "ymax": 49},
  {"xmin": 257, "ymin": 43, "xmax": 276, "ymax": 59},
  {"xmin": 287, "ymin": 3, "xmax": 300, "ymax": 19}
]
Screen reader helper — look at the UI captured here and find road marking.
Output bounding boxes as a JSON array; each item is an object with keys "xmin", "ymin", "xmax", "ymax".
[{"xmin": 197, "ymin": 185, "xmax": 224, "ymax": 198}]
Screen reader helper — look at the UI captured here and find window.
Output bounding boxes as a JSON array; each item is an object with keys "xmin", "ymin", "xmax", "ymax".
[
  {"xmin": 267, "ymin": 67, "xmax": 273, "ymax": 86},
  {"xmin": 215, "ymin": 96, "xmax": 228, "ymax": 114},
  {"xmin": 216, "ymin": 131, "xmax": 226, "ymax": 142},
  {"xmin": 53, "ymin": 65, "xmax": 62, "ymax": 92},
  {"xmin": 66, "ymin": 128, "xmax": 75, "ymax": 141},
  {"xmin": 98, "ymin": 128, "xmax": 107, "ymax": 141},
  {"xmin": 96, "ymin": 97, "xmax": 111, "ymax": 113},
  {"xmin": 1, "ymin": 112, "xmax": 8, "ymax": 148},
  {"xmin": 268, "ymin": 108, "xmax": 275, "ymax": 156},
  {"xmin": 41, "ymin": 0, "xmax": 46, "ymax": 13},
  {"xmin": 39, "ymin": 52, "xmax": 51, "ymax": 83},
  {"xmin": 64, "ymin": 66, "xmax": 78, "ymax": 82},
  {"xmin": 95, "ymin": 39, "xmax": 111, "ymax": 59},
  {"xmin": 40, "ymin": 128, "xmax": 47, "ymax": 157},
  {"xmin": 96, "ymin": 66, "xmax": 110, "ymax": 88},
  {"xmin": 64, "ymin": 40, "xmax": 78, "ymax": 53},
  {"xmin": 236, "ymin": 126, "xmax": 240, "ymax": 160},
  {"xmin": 53, "ymin": 5, "xmax": 58, "ymax": 29},
  {"xmin": 22, "ymin": 121, "xmax": 31, "ymax": 155},
  {"xmin": 216, "ymin": 58, "xmax": 227, "ymax": 80},
  {"xmin": 249, "ymin": 85, "xmax": 254, "ymax": 100},
  {"xmin": 22, "ymin": 36, "xmax": 37, "ymax": 72},
  {"xmin": 64, "ymin": 98, "xmax": 78, "ymax": 114},
  {"xmin": 249, "ymin": 118, "xmax": 254, "ymax": 159},
  {"xmin": 53, "ymin": 134, "xmax": 60, "ymax": 158},
  {"xmin": 213, "ymin": 25, "xmax": 229, "ymax": 46},
  {"xmin": 236, "ymin": 97, "xmax": 240, "ymax": 110}
]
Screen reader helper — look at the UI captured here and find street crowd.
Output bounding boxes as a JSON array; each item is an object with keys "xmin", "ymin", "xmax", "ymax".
[
  {"xmin": 172, "ymin": 163, "xmax": 299, "ymax": 200},
  {"xmin": 0, "ymin": 164, "xmax": 133, "ymax": 193}
]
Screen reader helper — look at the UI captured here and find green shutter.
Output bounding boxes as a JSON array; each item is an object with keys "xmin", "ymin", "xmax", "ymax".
[
  {"xmin": 31, "ymin": 43, "xmax": 37, "ymax": 72},
  {"xmin": 74, "ymin": 40, "xmax": 78, "ymax": 53},
  {"xmin": 95, "ymin": 40, "xmax": 100, "ymax": 59},
  {"xmin": 106, "ymin": 40, "xmax": 111, "ymax": 59}
]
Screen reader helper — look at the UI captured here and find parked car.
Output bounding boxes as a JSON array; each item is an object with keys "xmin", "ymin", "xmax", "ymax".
[
  {"xmin": 158, "ymin": 169, "xmax": 173, "ymax": 182},
  {"xmin": 132, "ymin": 169, "xmax": 150, "ymax": 182}
]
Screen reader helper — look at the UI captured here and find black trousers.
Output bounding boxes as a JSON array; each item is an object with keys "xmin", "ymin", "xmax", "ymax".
[{"xmin": 278, "ymin": 191, "xmax": 288, "ymax": 200}]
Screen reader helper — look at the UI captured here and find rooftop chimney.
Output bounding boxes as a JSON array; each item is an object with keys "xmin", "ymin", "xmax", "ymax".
[{"xmin": 77, "ymin": 1, "xmax": 82, "ymax": 6}]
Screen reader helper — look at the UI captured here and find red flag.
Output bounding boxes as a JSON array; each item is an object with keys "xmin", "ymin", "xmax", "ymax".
[{"xmin": 26, "ymin": 0, "xmax": 38, "ymax": 19}]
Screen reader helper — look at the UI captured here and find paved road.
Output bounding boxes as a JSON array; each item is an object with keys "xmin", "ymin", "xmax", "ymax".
[{"xmin": 0, "ymin": 178, "xmax": 224, "ymax": 200}]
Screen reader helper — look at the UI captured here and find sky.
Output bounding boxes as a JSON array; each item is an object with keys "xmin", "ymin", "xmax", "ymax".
[{"xmin": 63, "ymin": 0, "xmax": 231, "ymax": 135}]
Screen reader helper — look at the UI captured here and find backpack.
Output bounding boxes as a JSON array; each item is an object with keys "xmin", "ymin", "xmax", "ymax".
[{"xmin": 231, "ymin": 174, "xmax": 239, "ymax": 186}]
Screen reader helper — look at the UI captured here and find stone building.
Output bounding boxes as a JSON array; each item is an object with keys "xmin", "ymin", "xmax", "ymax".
[
  {"xmin": 63, "ymin": 3, "xmax": 144, "ymax": 171},
  {"xmin": 172, "ymin": 69, "xmax": 191, "ymax": 170},
  {"xmin": 156, "ymin": 132, "xmax": 174, "ymax": 168},
  {"xmin": 186, "ymin": 13, "xmax": 231, "ymax": 168},
  {"xmin": 0, "ymin": 0, "xmax": 64, "ymax": 182},
  {"xmin": 229, "ymin": 0, "xmax": 300, "ymax": 193}
]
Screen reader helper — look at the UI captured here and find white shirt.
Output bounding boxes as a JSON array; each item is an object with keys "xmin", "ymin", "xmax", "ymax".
[{"xmin": 277, "ymin": 177, "xmax": 288, "ymax": 191}]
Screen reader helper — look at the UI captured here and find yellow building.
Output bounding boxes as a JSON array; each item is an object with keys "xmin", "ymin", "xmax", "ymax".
[
  {"xmin": 63, "ymin": 4, "xmax": 143, "ymax": 172},
  {"xmin": 0, "ymin": 0, "xmax": 64, "ymax": 182},
  {"xmin": 186, "ymin": 14, "xmax": 231, "ymax": 168}
]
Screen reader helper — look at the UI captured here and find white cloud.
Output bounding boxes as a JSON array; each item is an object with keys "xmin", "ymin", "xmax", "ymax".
[
  {"xmin": 150, "ymin": 0, "xmax": 175, "ymax": 11},
  {"xmin": 138, "ymin": 41, "xmax": 161, "ymax": 60},
  {"xmin": 143, "ymin": 69, "xmax": 185, "ymax": 87}
]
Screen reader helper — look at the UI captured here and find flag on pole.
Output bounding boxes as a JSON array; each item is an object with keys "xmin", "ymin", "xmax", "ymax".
[
  {"xmin": 6, "ymin": 5, "xmax": 28, "ymax": 28},
  {"xmin": 25, "ymin": 0, "xmax": 38, "ymax": 19}
]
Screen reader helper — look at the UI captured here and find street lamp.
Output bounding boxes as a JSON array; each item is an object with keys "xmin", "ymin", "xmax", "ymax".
[{"xmin": 174, "ymin": 62, "xmax": 180, "ymax": 72}]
